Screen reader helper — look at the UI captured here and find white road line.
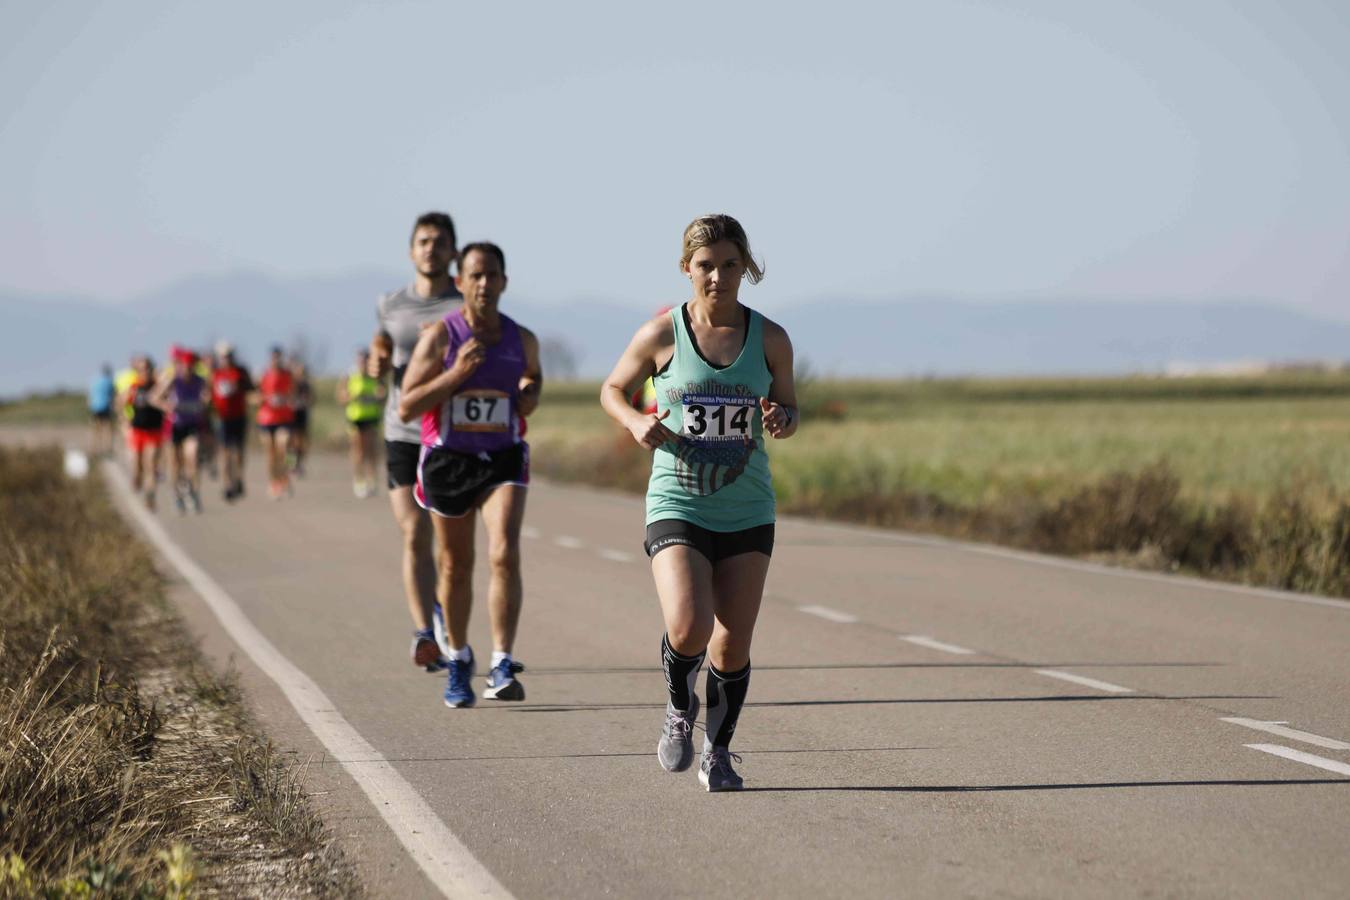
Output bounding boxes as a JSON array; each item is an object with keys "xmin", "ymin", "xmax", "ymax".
[
  {"xmin": 1244, "ymin": 744, "xmax": 1350, "ymax": 777},
  {"xmin": 799, "ymin": 605, "xmax": 859, "ymax": 624},
  {"xmin": 1221, "ymin": 718, "xmax": 1350, "ymax": 751},
  {"xmin": 103, "ymin": 463, "xmax": 511, "ymax": 900},
  {"xmin": 598, "ymin": 548, "xmax": 636, "ymax": 563},
  {"xmin": 521, "ymin": 526, "xmax": 540, "ymax": 540},
  {"xmin": 554, "ymin": 535, "xmax": 584, "ymax": 549},
  {"xmin": 1033, "ymin": 669, "xmax": 1135, "ymax": 694},
  {"xmin": 901, "ymin": 635, "xmax": 976, "ymax": 655}
]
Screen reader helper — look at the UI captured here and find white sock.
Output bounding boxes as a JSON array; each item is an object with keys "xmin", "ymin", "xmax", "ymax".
[
  {"xmin": 490, "ymin": 650, "xmax": 512, "ymax": 669},
  {"xmin": 448, "ymin": 645, "xmax": 472, "ymax": 663}
]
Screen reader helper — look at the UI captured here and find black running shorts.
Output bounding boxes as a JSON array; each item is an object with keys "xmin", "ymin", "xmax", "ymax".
[
  {"xmin": 415, "ymin": 443, "xmax": 529, "ymax": 518},
  {"xmin": 171, "ymin": 422, "xmax": 200, "ymax": 445},
  {"xmin": 644, "ymin": 519, "xmax": 775, "ymax": 563},
  {"xmin": 218, "ymin": 416, "xmax": 247, "ymax": 447},
  {"xmin": 386, "ymin": 439, "xmax": 421, "ymax": 489}
]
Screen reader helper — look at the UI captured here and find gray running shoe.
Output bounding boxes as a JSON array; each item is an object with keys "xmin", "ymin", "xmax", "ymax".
[
  {"xmin": 698, "ymin": 747, "xmax": 744, "ymax": 792},
  {"xmin": 657, "ymin": 694, "xmax": 700, "ymax": 772}
]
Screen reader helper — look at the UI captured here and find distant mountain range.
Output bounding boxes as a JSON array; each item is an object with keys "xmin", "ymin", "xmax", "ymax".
[{"xmin": 4, "ymin": 270, "xmax": 1349, "ymax": 397}]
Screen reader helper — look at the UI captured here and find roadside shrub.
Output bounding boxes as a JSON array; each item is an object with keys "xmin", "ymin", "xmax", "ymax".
[{"xmin": 1030, "ymin": 463, "xmax": 1183, "ymax": 556}]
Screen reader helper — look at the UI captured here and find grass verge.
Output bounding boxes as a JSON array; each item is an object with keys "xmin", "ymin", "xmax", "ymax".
[
  {"xmin": 0, "ymin": 446, "xmax": 361, "ymax": 897},
  {"xmin": 529, "ymin": 378, "xmax": 1350, "ymax": 599}
]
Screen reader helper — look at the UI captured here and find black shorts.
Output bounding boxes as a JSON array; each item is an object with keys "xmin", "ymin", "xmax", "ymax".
[
  {"xmin": 644, "ymin": 519, "xmax": 775, "ymax": 564},
  {"xmin": 292, "ymin": 408, "xmax": 309, "ymax": 433},
  {"xmin": 171, "ymin": 423, "xmax": 201, "ymax": 445},
  {"xmin": 415, "ymin": 443, "xmax": 529, "ymax": 518},
  {"xmin": 386, "ymin": 439, "xmax": 421, "ymax": 489},
  {"xmin": 257, "ymin": 422, "xmax": 291, "ymax": 435},
  {"xmin": 91, "ymin": 408, "xmax": 113, "ymax": 422},
  {"xmin": 219, "ymin": 416, "xmax": 247, "ymax": 447},
  {"xmin": 350, "ymin": 418, "xmax": 380, "ymax": 433}
]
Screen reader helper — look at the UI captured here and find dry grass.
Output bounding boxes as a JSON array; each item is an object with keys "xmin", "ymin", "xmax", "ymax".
[
  {"xmin": 0, "ymin": 446, "xmax": 360, "ymax": 897},
  {"xmin": 526, "ymin": 379, "xmax": 1350, "ymax": 599}
]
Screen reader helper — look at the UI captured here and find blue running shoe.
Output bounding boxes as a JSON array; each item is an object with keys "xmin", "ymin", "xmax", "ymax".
[
  {"xmin": 443, "ymin": 648, "xmax": 476, "ymax": 708},
  {"xmin": 483, "ymin": 658, "xmax": 525, "ymax": 701}
]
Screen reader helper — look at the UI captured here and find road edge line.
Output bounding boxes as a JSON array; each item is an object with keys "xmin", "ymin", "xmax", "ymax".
[{"xmin": 102, "ymin": 461, "xmax": 512, "ymax": 900}]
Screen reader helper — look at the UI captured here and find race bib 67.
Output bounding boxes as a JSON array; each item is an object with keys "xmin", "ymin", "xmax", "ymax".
[{"xmin": 451, "ymin": 389, "xmax": 511, "ymax": 432}]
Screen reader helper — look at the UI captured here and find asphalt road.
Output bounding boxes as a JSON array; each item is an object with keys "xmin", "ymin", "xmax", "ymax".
[{"xmin": 94, "ymin": 444, "xmax": 1350, "ymax": 898}]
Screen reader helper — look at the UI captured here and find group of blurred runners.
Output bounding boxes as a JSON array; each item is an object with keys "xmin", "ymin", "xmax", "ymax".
[
  {"xmin": 88, "ymin": 209, "xmax": 798, "ymax": 793},
  {"xmin": 89, "ymin": 341, "xmax": 314, "ymax": 511}
]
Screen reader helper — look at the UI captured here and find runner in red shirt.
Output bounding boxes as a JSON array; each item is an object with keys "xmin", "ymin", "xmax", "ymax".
[
  {"xmin": 122, "ymin": 355, "xmax": 166, "ymax": 511},
  {"xmin": 256, "ymin": 345, "xmax": 296, "ymax": 499},
  {"xmin": 211, "ymin": 341, "xmax": 255, "ymax": 501}
]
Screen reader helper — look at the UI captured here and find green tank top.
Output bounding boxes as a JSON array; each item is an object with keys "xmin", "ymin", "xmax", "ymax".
[
  {"xmin": 645, "ymin": 304, "xmax": 776, "ymax": 531},
  {"xmin": 346, "ymin": 371, "xmax": 384, "ymax": 423}
]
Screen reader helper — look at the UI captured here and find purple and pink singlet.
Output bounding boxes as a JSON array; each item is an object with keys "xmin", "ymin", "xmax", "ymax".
[{"xmin": 420, "ymin": 310, "xmax": 526, "ymax": 454}]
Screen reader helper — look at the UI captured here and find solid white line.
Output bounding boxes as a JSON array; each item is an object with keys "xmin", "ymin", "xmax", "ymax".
[
  {"xmin": 1033, "ymin": 669, "xmax": 1135, "ymax": 694},
  {"xmin": 597, "ymin": 548, "xmax": 636, "ymax": 563},
  {"xmin": 554, "ymin": 535, "xmax": 584, "ymax": 549},
  {"xmin": 1221, "ymin": 718, "xmax": 1350, "ymax": 751},
  {"xmin": 786, "ymin": 517, "xmax": 1350, "ymax": 612},
  {"xmin": 102, "ymin": 463, "xmax": 511, "ymax": 900},
  {"xmin": 799, "ymin": 605, "xmax": 859, "ymax": 624},
  {"xmin": 520, "ymin": 526, "xmax": 540, "ymax": 540},
  {"xmin": 901, "ymin": 635, "xmax": 976, "ymax": 655},
  {"xmin": 1244, "ymin": 744, "xmax": 1350, "ymax": 776}
]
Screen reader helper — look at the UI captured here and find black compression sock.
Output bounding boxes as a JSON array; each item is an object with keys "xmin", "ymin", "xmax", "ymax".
[
  {"xmin": 660, "ymin": 633, "xmax": 704, "ymax": 713},
  {"xmin": 704, "ymin": 661, "xmax": 751, "ymax": 750}
]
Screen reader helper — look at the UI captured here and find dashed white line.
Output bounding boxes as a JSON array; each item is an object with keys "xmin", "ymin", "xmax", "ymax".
[
  {"xmin": 901, "ymin": 635, "xmax": 976, "ymax": 655},
  {"xmin": 598, "ymin": 548, "xmax": 636, "ymax": 563},
  {"xmin": 799, "ymin": 605, "xmax": 858, "ymax": 624},
  {"xmin": 521, "ymin": 526, "xmax": 540, "ymax": 540},
  {"xmin": 1033, "ymin": 669, "xmax": 1135, "ymax": 694},
  {"xmin": 1221, "ymin": 718, "xmax": 1350, "ymax": 751},
  {"xmin": 102, "ymin": 462, "xmax": 511, "ymax": 899},
  {"xmin": 1244, "ymin": 744, "xmax": 1350, "ymax": 776},
  {"xmin": 798, "ymin": 518, "xmax": 1350, "ymax": 611},
  {"xmin": 554, "ymin": 535, "xmax": 584, "ymax": 549}
]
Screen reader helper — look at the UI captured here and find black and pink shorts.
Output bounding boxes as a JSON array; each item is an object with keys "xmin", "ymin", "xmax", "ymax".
[{"xmin": 415, "ymin": 442, "xmax": 529, "ymax": 518}]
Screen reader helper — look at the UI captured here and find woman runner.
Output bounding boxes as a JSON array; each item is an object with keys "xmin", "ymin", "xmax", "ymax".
[
  {"xmin": 122, "ymin": 355, "xmax": 168, "ymax": 511},
  {"xmin": 600, "ymin": 214, "xmax": 798, "ymax": 791}
]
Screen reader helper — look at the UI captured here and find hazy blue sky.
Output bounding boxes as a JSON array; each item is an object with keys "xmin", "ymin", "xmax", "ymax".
[{"xmin": 2, "ymin": 1, "xmax": 1347, "ymax": 316}]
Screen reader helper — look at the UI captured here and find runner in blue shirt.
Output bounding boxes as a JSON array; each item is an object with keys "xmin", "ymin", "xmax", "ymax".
[{"xmin": 88, "ymin": 364, "xmax": 116, "ymax": 456}]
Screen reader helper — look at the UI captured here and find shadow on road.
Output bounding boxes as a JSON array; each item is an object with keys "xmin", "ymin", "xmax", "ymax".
[
  {"xmin": 328, "ymin": 746, "xmax": 935, "ymax": 764},
  {"xmin": 486, "ymin": 694, "xmax": 1274, "ymax": 713},
  {"xmin": 523, "ymin": 661, "xmax": 1225, "ymax": 675},
  {"xmin": 740, "ymin": 779, "xmax": 1350, "ymax": 793}
]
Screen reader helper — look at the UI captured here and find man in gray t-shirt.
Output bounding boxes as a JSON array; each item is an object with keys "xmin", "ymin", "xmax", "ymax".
[
  {"xmin": 369, "ymin": 211, "xmax": 462, "ymax": 671},
  {"xmin": 377, "ymin": 284, "xmax": 461, "ymax": 445}
]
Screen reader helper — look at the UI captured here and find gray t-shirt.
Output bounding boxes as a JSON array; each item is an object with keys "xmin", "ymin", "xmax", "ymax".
[{"xmin": 376, "ymin": 284, "xmax": 462, "ymax": 443}]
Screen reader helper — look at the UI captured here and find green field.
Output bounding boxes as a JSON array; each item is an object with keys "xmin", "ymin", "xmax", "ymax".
[
  {"xmin": 527, "ymin": 372, "xmax": 1350, "ymax": 509},
  {"xmin": 9, "ymin": 371, "xmax": 1350, "ymax": 595},
  {"xmin": 524, "ymin": 373, "xmax": 1350, "ymax": 598}
]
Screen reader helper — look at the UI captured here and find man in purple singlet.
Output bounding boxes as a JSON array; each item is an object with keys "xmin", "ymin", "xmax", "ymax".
[{"xmin": 398, "ymin": 242, "xmax": 543, "ymax": 709}]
